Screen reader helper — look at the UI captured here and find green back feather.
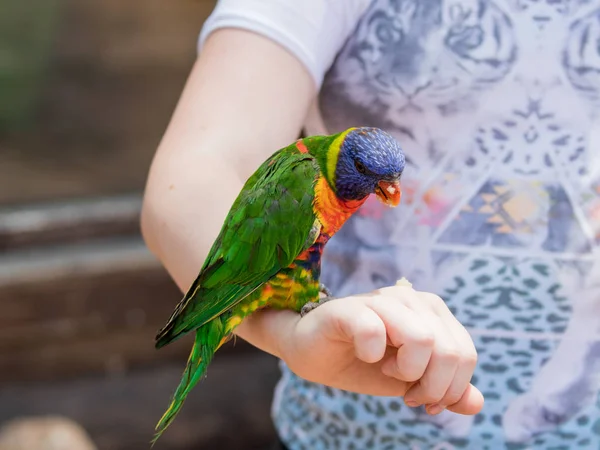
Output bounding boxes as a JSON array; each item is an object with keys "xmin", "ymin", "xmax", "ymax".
[
  {"xmin": 152, "ymin": 134, "xmax": 347, "ymax": 444},
  {"xmin": 155, "ymin": 144, "xmax": 321, "ymax": 348}
]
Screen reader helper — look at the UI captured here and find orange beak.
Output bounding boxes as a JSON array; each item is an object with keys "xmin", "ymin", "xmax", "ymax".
[{"xmin": 375, "ymin": 179, "xmax": 402, "ymax": 207}]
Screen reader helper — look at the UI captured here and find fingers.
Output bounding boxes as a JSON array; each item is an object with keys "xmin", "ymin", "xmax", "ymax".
[
  {"xmin": 325, "ymin": 299, "xmax": 388, "ymax": 364},
  {"xmin": 306, "ymin": 287, "xmax": 482, "ymax": 414},
  {"xmin": 376, "ymin": 287, "xmax": 479, "ymax": 414},
  {"xmin": 367, "ymin": 297, "xmax": 435, "ymax": 382},
  {"xmin": 328, "ymin": 346, "xmax": 413, "ymax": 397},
  {"xmin": 446, "ymin": 384, "xmax": 484, "ymax": 415},
  {"xmin": 402, "ymin": 317, "xmax": 460, "ymax": 408},
  {"xmin": 418, "ymin": 292, "xmax": 478, "ymax": 412},
  {"xmin": 436, "ymin": 309, "xmax": 478, "ymax": 410}
]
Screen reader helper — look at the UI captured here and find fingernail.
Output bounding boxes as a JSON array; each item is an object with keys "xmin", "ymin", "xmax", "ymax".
[
  {"xmin": 427, "ymin": 404, "xmax": 445, "ymax": 415},
  {"xmin": 405, "ymin": 399, "xmax": 419, "ymax": 407}
]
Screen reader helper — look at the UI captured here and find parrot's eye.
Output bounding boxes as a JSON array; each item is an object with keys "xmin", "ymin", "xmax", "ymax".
[{"xmin": 354, "ymin": 160, "xmax": 366, "ymax": 174}]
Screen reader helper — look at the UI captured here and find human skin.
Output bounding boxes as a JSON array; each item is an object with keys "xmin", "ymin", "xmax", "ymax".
[{"xmin": 141, "ymin": 28, "xmax": 484, "ymax": 415}]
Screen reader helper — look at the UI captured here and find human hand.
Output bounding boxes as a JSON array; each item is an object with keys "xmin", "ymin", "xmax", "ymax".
[{"xmin": 268, "ymin": 282, "xmax": 483, "ymax": 416}]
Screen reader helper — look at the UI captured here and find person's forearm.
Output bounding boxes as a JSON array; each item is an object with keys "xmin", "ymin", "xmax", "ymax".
[{"xmin": 141, "ymin": 29, "xmax": 315, "ymax": 356}]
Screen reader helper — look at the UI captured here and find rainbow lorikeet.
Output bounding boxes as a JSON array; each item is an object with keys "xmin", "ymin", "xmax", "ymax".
[{"xmin": 152, "ymin": 127, "xmax": 405, "ymax": 443}]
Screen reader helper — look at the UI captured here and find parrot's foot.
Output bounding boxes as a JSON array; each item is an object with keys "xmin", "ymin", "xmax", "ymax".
[
  {"xmin": 301, "ymin": 296, "xmax": 338, "ymax": 317},
  {"xmin": 319, "ymin": 283, "xmax": 333, "ymax": 298}
]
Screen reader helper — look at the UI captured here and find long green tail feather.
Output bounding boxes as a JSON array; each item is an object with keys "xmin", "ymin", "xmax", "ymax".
[{"xmin": 151, "ymin": 318, "xmax": 225, "ymax": 445}]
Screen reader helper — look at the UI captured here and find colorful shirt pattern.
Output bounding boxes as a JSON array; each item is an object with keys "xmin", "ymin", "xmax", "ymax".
[{"xmin": 202, "ymin": 1, "xmax": 600, "ymax": 448}]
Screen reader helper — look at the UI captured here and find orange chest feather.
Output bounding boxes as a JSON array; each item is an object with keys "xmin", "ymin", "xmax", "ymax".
[{"xmin": 313, "ymin": 176, "xmax": 366, "ymax": 236}]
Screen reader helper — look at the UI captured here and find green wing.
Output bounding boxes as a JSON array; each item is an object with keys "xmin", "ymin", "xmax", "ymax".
[{"xmin": 155, "ymin": 147, "xmax": 320, "ymax": 348}]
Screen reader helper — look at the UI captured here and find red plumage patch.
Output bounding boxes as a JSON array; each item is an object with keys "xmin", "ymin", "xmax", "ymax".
[{"xmin": 295, "ymin": 139, "xmax": 309, "ymax": 154}]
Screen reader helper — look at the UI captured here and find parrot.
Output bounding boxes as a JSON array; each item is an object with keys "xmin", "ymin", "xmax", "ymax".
[{"xmin": 151, "ymin": 126, "xmax": 405, "ymax": 444}]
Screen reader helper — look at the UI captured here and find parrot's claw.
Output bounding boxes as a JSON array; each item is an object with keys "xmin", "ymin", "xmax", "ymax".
[
  {"xmin": 300, "ymin": 296, "xmax": 338, "ymax": 317},
  {"xmin": 319, "ymin": 283, "xmax": 333, "ymax": 298}
]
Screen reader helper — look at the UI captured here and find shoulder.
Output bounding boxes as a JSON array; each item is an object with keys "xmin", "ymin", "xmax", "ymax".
[{"xmin": 198, "ymin": 0, "xmax": 373, "ymax": 88}]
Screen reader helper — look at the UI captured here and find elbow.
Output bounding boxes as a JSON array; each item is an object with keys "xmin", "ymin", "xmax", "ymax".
[
  {"xmin": 139, "ymin": 150, "xmax": 232, "ymax": 261},
  {"xmin": 140, "ymin": 186, "xmax": 160, "ymax": 258},
  {"xmin": 139, "ymin": 138, "xmax": 246, "ymax": 279},
  {"xmin": 140, "ymin": 154, "xmax": 171, "ymax": 259}
]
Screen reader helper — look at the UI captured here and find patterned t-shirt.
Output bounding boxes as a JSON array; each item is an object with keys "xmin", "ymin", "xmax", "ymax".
[{"xmin": 201, "ymin": 1, "xmax": 600, "ymax": 449}]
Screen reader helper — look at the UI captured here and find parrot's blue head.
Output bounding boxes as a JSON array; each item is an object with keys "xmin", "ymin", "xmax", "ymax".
[{"xmin": 333, "ymin": 127, "xmax": 405, "ymax": 206}]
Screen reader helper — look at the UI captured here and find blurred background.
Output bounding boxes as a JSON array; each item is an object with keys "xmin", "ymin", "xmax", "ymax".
[{"xmin": 0, "ymin": 1, "xmax": 280, "ymax": 449}]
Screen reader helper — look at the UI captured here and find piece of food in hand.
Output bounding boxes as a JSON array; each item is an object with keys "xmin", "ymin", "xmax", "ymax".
[
  {"xmin": 395, "ymin": 277, "xmax": 413, "ymax": 288},
  {"xmin": 151, "ymin": 127, "xmax": 405, "ymax": 443}
]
